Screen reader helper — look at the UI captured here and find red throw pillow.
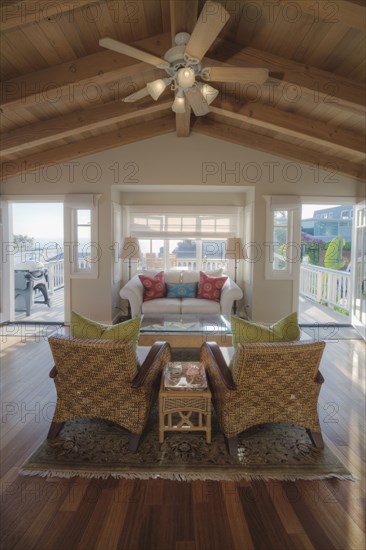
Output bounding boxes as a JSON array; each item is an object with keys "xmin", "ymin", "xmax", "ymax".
[
  {"xmin": 139, "ymin": 272, "xmax": 166, "ymax": 301},
  {"xmin": 197, "ymin": 271, "xmax": 227, "ymax": 302}
]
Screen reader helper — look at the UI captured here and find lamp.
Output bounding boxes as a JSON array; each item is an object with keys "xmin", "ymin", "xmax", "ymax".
[
  {"xmin": 177, "ymin": 67, "xmax": 196, "ymax": 88},
  {"xmin": 198, "ymin": 83, "xmax": 219, "ymax": 105},
  {"xmin": 172, "ymin": 89, "xmax": 186, "ymax": 113},
  {"xmin": 119, "ymin": 237, "xmax": 142, "ymax": 281},
  {"xmin": 147, "ymin": 78, "xmax": 169, "ymax": 101},
  {"xmin": 225, "ymin": 238, "xmax": 245, "ymax": 314}
]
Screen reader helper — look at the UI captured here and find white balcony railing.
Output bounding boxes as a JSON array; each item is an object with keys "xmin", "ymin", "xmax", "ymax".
[
  {"xmin": 299, "ymin": 264, "xmax": 350, "ymax": 314},
  {"xmin": 45, "ymin": 260, "xmax": 64, "ymax": 293}
]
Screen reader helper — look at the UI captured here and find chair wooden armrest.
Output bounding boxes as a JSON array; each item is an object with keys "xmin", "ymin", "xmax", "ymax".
[
  {"xmin": 131, "ymin": 342, "xmax": 171, "ymax": 388},
  {"xmin": 49, "ymin": 365, "xmax": 58, "ymax": 378},
  {"xmin": 200, "ymin": 342, "xmax": 236, "ymax": 390}
]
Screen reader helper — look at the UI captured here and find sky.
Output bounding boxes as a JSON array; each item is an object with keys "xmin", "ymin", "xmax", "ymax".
[
  {"xmin": 12, "ymin": 203, "xmax": 63, "ymax": 239},
  {"xmin": 11, "ymin": 202, "xmax": 343, "ymax": 240}
]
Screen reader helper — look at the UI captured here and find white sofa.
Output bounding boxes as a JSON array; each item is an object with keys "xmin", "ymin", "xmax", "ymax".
[{"xmin": 120, "ymin": 270, "xmax": 243, "ymax": 318}]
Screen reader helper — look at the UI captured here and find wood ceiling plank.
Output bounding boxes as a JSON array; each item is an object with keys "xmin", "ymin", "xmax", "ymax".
[
  {"xmin": 0, "ymin": 116, "xmax": 175, "ymax": 181},
  {"xmin": 0, "ymin": 99, "xmax": 172, "ymax": 156},
  {"xmin": 300, "ymin": 0, "xmax": 366, "ymax": 32},
  {"xmin": 170, "ymin": 0, "xmax": 199, "ymax": 42},
  {"xmin": 210, "ymin": 100, "xmax": 366, "ymax": 158},
  {"xmin": 193, "ymin": 118, "xmax": 366, "ymax": 181},
  {"xmin": 206, "ymin": 40, "xmax": 366, "ymax": 114},
  {"xmin": 0, "ymin": 0, "xmax": 101, "ymax": 31},
  {"xmin": 0, "ymin": 33, "xmax": 172, "ymax": 110},
  {"xmin": 104, "ymin": 0, "xmax": 134, "ymax": 43}
]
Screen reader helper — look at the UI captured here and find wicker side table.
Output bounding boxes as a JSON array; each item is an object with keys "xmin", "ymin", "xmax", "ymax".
[{"xmin": 159, "ymin": 363, "xmax": 212, "ymax": 444}]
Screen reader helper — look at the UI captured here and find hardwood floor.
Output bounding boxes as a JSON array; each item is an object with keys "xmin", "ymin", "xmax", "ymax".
[{"xmin": 1, "ymin": 334, "xmax": 365, "ymax": 550}]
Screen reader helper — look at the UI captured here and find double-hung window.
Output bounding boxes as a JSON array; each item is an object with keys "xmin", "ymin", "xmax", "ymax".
[{"xmin": 127, "ymin": 206, "xmax": 241, "ymax": 273}]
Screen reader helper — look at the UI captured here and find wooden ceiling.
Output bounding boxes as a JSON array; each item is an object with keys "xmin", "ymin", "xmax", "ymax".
[{"xmin": 0, "ymin": 0, "xmax": 365, "ymax": 182}]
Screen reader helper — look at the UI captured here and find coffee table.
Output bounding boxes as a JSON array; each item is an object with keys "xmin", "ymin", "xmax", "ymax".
[
  {"xmin": 139, "ymin": 313, "xmax": 232, "ymax": 347},
  {"xmin": 159, "ymin": 362, "xmax": 212, "ymax": 443}
]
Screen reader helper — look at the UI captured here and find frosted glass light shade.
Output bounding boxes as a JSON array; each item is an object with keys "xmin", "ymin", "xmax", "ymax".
[
  {"xmin": 200, "ymin": 83, "xmax": 219, "ymax": 105},
  {"xmin": 172, "ymin": 95, "xmax": 186, "ymax": 113},
  {"xmin": 177, "ymin": 67, "xmax": 195, "ymax": 88},
  {"xmin": 147, "ymin": 79, "xmax": 167, "ymax": 100}
]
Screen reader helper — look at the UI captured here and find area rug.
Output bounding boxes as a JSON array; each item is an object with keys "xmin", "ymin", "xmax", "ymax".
[{"xmin": 20, "ymin": 409, "xmax": 355, "ymax": 482}]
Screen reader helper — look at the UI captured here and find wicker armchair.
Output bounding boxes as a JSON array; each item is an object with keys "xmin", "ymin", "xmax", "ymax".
[
  {"xmin": 47, "ymin": 336, "xmax": 171, "ymax": 452},
  {"xmin": 200, "ymin": 340, "xmax": 325, "ymax": 456}
]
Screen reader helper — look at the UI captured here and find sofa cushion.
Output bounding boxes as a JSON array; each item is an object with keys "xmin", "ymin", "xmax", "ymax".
[
  {"xmin": 231, "ymin": 312, "xmax": 301, "ymax": 347},
  {"xmin": 166, "ymin": 282, "xmax": 198, "ymax": 298},
  {"xmin": 139, "ymin": 272, "xmax": 166, "ymax": 301},
  {"xmin": 181, "ymin": 298, "xmax": 220, "ymax": 314},
  {"xmin": 197, "ymin": 271, "xmax": 228, "ymax": 302},
  {"xmin": 182, "ymin": 269, "xmax": 223, "ymax": 283},
  {"xmin": 142, "ymin": 298, "xmax": 181, "ymax": 314},
  {"xmin": 164, "ymin": 270, "xmax": 183, "ymax": 284}
]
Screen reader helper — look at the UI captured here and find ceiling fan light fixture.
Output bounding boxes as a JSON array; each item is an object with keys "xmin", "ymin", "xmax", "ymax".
[
  {"xmin": 172, "ymin": 95, "xmax": 186, "ymax": 114},
  {"xmin": 199, "ymin": 83, "xmax": 219, "ymax": 105},
  {"xmin": 147, "ymin": 78, "xmax": 168, "ymax": 101},
  {"xmin": 177, "ymin": 67, "xmax": 196, "ymax": 88}
]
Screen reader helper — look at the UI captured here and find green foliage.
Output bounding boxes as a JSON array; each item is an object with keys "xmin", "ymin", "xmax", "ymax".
[
  {"xmin": 324, "ymin": 236, "xmax": 345, "ymax": 270},
  {"xmin": 13, "ymin": 234, "xmax": 35, "ymax": 248}
]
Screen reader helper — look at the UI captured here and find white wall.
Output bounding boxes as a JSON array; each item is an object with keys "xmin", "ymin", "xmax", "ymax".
[{"xmin": 1, "ymin": 133, "xmax": 361, "ymax": 322}]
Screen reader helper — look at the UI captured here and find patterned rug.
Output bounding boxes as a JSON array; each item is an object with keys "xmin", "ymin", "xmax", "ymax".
[{"xmin": 20, "ymin": 408, "xmax": 354, "ymax": 482}]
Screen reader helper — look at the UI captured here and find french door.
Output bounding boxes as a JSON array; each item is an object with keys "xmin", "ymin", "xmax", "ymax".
[{"xmin": 351, "ymin": 202, "xmax": 366, "ymax": 339}]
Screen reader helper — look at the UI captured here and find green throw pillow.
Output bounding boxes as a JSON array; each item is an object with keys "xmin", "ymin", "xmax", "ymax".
[
  {"xmin": 70, "ymin": 311, "xmax": 142, "ymax": 346},
  {"xmin": 229, "ymin": 312, "xmax": 300, "ymax": 369},
  {"xmin": 231, "ymin": 312, "xmax": 300, "ymax": 347}
]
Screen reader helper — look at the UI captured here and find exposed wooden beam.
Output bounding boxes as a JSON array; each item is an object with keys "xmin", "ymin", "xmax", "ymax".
[
  {"xmin": 0, "ymin": 99, "xmax": 172, "ymax": 157},
  {"xmin": 0, "ymin": 0, "xmax": 99, "ymax": 31},
  {"xmin": 300, "ymin": 0, "xmax": 366, "ymax": 32},
  {"xmin": 0, "ymin": 33, "xmax": 172, "ymax": 110},
  {"xmin": 210, "ymin": 100, "xmax": 366, "ymax": 159},
  {"xmin": 2, "ymin": 30, "xmax": 364, "ymax": 118},
  {"xmin": 207, "ymin": 40, "xmax": 366, "ymax": 115},
  {"xmin": 169, "ymin": 1, "xmax": 199, "ymax": 136},
  {"xmin": 0, "ymin": 117, "xmax": 175, "ymax": 181},
  {"xmin": 193, "ymin": 118, "xmax": 366, "ymax": 182}
]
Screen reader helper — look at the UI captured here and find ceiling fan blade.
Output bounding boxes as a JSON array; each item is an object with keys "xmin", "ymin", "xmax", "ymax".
[
  {"xmin": 99, "ymin": 37, "xmax": 169, "ymax": 68},
  {"xmin": 203, "ymin": 67, "xmax": 269, "ymax": 85},
  {"xmin": 184, "ymin": 1, "xmax": 230, "ymax": 63},
  {"xmin": 184, "ymin": 88, "xmax": 210, "ymax": 116},
  {"xmin": 122, "ymin": 87, "xmax": 150, "ymax": 103}
]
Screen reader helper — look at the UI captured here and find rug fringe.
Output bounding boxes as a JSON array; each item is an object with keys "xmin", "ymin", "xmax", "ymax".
[{"xmin": 19, "ymin": 468, "xmax": 358, "ymax": 482}]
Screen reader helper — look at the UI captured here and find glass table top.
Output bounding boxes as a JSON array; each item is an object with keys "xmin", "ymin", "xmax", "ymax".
[{"xmin": 140, "ymin": 313, "xmax": 231, "ymax": 334}]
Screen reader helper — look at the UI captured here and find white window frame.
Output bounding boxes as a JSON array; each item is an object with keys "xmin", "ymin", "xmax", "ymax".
[
  {"xmin": 64, "ymin": 194, "xmax": 101, "ymax": 280},
  {"xmin": 264, "ymin": 195, "xmax": 302, "ymax": 281}
]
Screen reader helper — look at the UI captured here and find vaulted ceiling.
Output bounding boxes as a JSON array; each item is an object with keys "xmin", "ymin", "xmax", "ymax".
[{"xmin": 0, "ymin": 0, "xmax": 365, "ymax": 182}]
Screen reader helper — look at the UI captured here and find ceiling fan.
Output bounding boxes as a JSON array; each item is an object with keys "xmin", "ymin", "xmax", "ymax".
[{"xmin": 99, "ymin": 1, "xmax": 269, "ymax": 117}]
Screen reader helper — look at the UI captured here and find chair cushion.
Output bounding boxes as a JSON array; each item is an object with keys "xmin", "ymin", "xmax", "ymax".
[
  {"xmin": 166, "ymin": 282, "xmax": 198, "ymax": 298},
  {"xmin": 197, "ymin": 271, "xmax": 228, "ymax": 302},
  {"xmin": 181, "ymin": 298, "xmax": 220, "ymax": 314},
  {"xmin": 70, "ymin": 311, "xmax": 142, "ymax": 345},
  {"xmin": 139, "ymin": 272, "xmax": 166, "ymax": 301},
  {"xmin": 231, "ymin": 312, "xmax": 300, "ymax": 347},
  {"xmin": 142, "ymin": 298, "xmax": 181, "ymax": 314}
]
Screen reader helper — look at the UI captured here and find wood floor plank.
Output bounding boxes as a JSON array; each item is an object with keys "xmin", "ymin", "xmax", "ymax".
[{"xmin": 0, "ymin": 335, "xmax": 365, "ymax": 549}]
